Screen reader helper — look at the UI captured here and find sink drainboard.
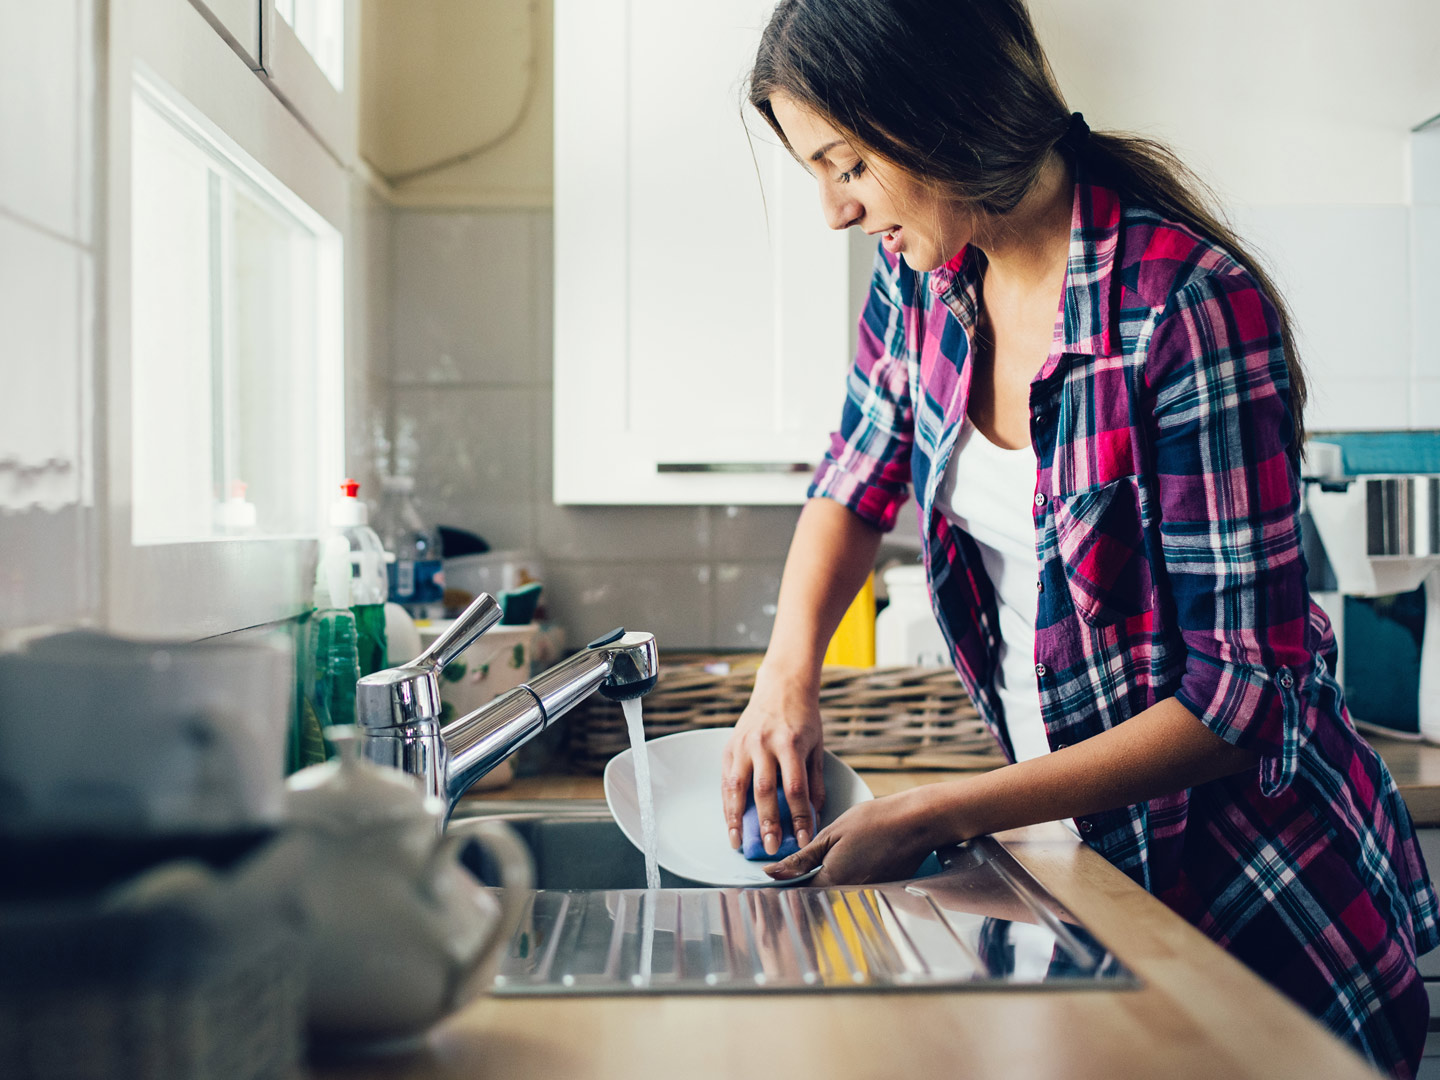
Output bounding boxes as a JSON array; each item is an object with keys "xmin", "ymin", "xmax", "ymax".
[{"xmin": 488, "ymin": 835, "xmax": 1135, "ymax": 995}]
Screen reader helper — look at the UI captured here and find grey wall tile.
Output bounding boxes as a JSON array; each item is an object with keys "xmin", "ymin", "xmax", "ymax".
[
  {"xmin": 1415, "ymin": 205, "xmax": 1440, "ymax": 383},
  {"xmin": 535, "ymin": 503, "xmax": 713, "ymax": 563},
  {"xmin": 391, "ymin": 209, "xmax": 538, "ymax": 386},
  {"xmin": 542, "ymin": 561, "xmax": 714, "ymax": 651},
  {"xmin": 393, "ymin": 385, "xmax": 537, "ymax": 551},
  {"xmin": 709, "ymin": 505, "xmax": 800, "ymax": 562},
  {"xmin": 712, "ymin": 562, "xmax": 783, "ymax": 650},
  {"xmin": 1309, "ymin": 376, "xmax": 1409, "ymax": 431},
  {"xmin": 1409, "ymin": 379, "xmax": 1440, "ymax": 428},
  {"xmin": 1233, "ymin": 204, "xmax": 1411, "ymax": 397},
  {"xmin": 532, "ymin": 211, "xmax": 553, "ymax": 387}
]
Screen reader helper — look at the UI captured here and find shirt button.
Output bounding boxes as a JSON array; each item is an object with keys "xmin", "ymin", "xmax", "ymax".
[
  {"xmin": 1036, "ymin": 578, "xmax": 1044, "ymax": 593},
  {"xmin": 1034, "ymin": 663, "xmax": 1047, "ymax": 678},
  {"xmin": 1033, "ymin": 412, "xmax": 1048, "ymax": 426},
  {"xmin": 1079, "ymin": 819, "xmax": 1094, "ymax": 835},
  {"xmin": 1034, "ymin": 492, "xmax": 1047, "ymax": 508},
  {"xmin": 1278, "ymin": 670, "xmax": 1294, "ymax": 690}
]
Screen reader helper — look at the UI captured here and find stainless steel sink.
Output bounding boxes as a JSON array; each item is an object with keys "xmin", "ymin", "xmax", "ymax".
[{"xmin": 449, "ymin": 800, "xmax": 1136, "ymax": 996}]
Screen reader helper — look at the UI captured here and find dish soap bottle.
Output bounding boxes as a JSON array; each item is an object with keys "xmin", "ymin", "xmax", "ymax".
[
  {"xmin": 331, "ymin": 479, "xmax": 389, "ymax": 676},
  {"xmin": 375, "ymin": 476, "xmax": 445, "ymax": 621},
  {"xmin": 305, "ymin": 535, "xmax": 362, "ymax": 758}
]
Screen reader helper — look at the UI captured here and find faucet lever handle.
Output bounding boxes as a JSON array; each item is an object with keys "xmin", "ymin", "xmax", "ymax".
[{"xmin": 409, "ymin": 592, "xmax": 503, "ymax": 673}]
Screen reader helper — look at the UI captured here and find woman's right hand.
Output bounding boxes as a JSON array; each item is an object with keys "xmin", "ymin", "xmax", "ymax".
[{"xmin": 721, "ymin": 668, "xmax": 827, "ymax": 856}]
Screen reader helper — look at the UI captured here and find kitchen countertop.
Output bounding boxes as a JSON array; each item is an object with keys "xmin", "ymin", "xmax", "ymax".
[
  {"xmin": 1364, "ymin": 732, "xmax": 1440, "ymax": 826},
  {"xmin": 306, "ymin": 735, "xmax": 1440, "ymax": 1080}
]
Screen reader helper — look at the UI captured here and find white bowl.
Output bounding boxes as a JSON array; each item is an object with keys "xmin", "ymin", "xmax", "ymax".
[{"xmin": 603, "ymin": 728, "xmax": 873, "ymax": 887}]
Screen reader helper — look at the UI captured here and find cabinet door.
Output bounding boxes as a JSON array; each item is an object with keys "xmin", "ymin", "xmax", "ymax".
[{"xmin": 554, "ymin": 0, "xmax": 852, "ymax": 505}]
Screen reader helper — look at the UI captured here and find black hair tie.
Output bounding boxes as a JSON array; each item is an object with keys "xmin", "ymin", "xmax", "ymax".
[{"xmin": 1058, "ymin": 111, "xmax": 1090, "ymax": 152}]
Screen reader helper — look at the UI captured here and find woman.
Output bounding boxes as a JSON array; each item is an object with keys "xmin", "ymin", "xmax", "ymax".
[{"xmin": 719, "ymin": 0, "xmax": 1439, "ymax": 1074}]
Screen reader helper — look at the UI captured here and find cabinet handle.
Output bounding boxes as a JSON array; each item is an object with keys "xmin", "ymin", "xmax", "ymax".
[{"xmin": 656, "ymin": 462, "xmax": 813, "ymax": 475}]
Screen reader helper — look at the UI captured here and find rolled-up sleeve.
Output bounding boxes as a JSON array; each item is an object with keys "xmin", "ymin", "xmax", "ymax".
[
  {"xmin": 807, "ymin": 246, "xmax": 915, "ymax": 531},
  {"xmin": 1145, "ymin": 272, "xmax": 1310, "ymax": 794}
]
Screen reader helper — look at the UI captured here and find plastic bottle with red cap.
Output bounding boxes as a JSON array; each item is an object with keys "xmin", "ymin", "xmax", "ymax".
[{"xmin": 330, "ymin": 478, "xmax": 389, "ymax": 675}]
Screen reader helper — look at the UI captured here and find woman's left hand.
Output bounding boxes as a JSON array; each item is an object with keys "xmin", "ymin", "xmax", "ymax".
[{"xmin": 764, "ymin": 787, "xmax": 954, "ymax": 887}]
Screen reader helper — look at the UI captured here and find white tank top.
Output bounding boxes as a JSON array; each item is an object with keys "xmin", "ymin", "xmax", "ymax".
[{"xmin": 933, "ymin": 419, "xmax": 1050, "ymax": 763}]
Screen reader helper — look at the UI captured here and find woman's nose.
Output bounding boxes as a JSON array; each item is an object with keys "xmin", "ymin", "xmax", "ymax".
[{"xmin": 819, "ymin": 181, "xmax": 862, "ymax": 231}]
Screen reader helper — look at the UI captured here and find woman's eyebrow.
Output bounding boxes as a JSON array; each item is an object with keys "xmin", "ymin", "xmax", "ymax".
[{"xmin": 809, "ymin": 139, "xmax": 847, "ymax": 164}]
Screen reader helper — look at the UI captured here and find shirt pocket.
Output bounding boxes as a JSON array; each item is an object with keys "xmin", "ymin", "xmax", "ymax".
[{"xmin": 1053, "ymin": 476, "xmax": 1154, "ymax": 628}]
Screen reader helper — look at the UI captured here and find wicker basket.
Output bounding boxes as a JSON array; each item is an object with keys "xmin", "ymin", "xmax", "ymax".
[{"xmin": 566, "ymin": 653, "xmax": 1005, "ymax": 773}]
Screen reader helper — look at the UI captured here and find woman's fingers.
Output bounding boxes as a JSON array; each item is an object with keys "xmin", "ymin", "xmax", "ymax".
[
  {"xmin": 777, "ymin": 747, "xmax": 816, "ymax": 848},
  {"xmin": 750, "ymin": 754, "xmax": 784, "ymax": 856},
  {"xmin": 765, "ymin": 830, "xmax": 830, "ymax": 880},
  {"xmin": 720, "ymin": 742, "xmax": 752, "ymax": 851}
]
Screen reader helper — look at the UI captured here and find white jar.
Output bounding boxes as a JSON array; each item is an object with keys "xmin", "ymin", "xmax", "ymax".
[{"xmin": 875, "ymin": 565, "xmax": 950, "ymax": 668}]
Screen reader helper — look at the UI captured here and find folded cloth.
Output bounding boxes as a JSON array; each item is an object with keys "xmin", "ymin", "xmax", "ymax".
[{"xmin": 740, "ymin": 788, "xmax": 817, "ymax": 861}]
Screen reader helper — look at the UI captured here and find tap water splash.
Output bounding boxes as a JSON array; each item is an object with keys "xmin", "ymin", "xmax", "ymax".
[{"xmin": 621, "ymin": 697, "xmax": 661, "ymax": 891}]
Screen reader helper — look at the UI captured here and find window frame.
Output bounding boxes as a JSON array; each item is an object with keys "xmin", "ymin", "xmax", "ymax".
[{"xmin": 105, "ymin": 0, "xmax": 350, "ymax": 638}]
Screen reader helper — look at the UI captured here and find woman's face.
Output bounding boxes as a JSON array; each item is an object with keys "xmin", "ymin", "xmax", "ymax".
[{"xmin": 768, "ymin": 92, "xmax": 971, "ymax": 273}]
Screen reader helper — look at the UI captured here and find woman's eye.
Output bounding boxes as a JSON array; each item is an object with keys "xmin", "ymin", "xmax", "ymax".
[{"xmin": 837, "ymin": 161, "xmax": 866, "ymax": 184}]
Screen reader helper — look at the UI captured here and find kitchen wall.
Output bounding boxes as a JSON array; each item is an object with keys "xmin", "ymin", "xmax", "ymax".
[{"xmin": 0, "ymin": 0, "xmax": 102, "ymax": 638}]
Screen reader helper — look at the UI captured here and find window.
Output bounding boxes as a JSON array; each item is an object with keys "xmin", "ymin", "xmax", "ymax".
[
  {"xmin": 274, "ymin": 0, "xmax": 345, "ymax": 91},
  {"xmin": 129, "ymin": 73, "xmax": 342, "ymax": 544}
]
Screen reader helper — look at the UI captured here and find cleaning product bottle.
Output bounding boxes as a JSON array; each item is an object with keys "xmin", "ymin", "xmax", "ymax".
[
  {"xmin": 374, "ymin": 475, "xmax": 445, "ymax": 621},
  {"xmin": 823, "ymin": 571, "xmax": 877, "ymax": 667},
  {"xmin": 875, "ymin": 564, "xmax": 950, "ymax": 667},
  {"xmin": 308, "ymin": 534, "xmax": 362, "ymax": 743},
  {"xmin": 331, "ymin": 478, "xmax": 389, "ymax": 676}
]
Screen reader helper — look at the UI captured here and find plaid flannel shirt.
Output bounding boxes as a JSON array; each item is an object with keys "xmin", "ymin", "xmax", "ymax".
[{"xmin": 810, "ymin": 167, "xmax": 1440, "ymax": 1076}]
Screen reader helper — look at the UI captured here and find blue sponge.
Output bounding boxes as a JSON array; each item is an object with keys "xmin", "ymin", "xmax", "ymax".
[{"xmin": 740, "ymin": 788, "xmax": 816, "ymax": 861}]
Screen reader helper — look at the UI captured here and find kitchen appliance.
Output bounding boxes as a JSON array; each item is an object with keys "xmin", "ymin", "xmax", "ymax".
[{"xmin": 1302, "ymin": 432, "xmax": 1440, "ymax": 741}]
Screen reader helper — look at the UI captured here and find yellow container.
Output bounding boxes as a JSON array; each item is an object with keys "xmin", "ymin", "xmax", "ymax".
[{"xmin": 823, "ymin": 572, "xmax": 876, "ymax": 667}]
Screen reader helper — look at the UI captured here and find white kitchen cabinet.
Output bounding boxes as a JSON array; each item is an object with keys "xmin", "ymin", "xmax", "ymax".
[{"xmin": 553, "ymin": 0, "xmax": 853, "ymax": 505}]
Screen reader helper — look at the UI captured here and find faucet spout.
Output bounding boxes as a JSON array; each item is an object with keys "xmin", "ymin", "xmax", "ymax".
[
  {"xmin": 356, "ymin": 598, "xmax": 659, "ymax": 825},
  {"xmin": 441, "ymin": 630, "xmax": 658, "ymax": 813}
]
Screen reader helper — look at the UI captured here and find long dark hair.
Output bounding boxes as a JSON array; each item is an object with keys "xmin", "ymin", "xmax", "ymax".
[{"xmin": 748, "ymin": 0, "xmax": 1307, "ymax": 455}]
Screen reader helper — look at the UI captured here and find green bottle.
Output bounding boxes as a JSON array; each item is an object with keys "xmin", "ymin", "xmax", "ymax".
[
  {"xmin": 307, "ymin": 533, "xmax": 361, "ymax": 760},
  {"xmin": 331, "ymin": 479, "xmax": 389, "ymax": 676}
]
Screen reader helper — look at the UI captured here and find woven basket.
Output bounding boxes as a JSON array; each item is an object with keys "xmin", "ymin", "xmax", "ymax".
[{"xmin": 566, "ymin": 653, "xmax": 1005, "ymax": 773}]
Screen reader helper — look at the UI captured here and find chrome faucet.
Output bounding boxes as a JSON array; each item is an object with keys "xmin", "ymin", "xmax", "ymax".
[{"xmin": 355, "ymin": 594, "xmax": 658, "ymax": 821}]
